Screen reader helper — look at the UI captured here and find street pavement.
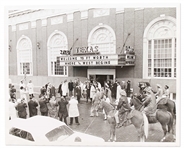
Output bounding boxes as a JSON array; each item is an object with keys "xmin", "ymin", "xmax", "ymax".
[{"xmin": 14, "ymin": 93, "xmax": 170, "ymax": 142}]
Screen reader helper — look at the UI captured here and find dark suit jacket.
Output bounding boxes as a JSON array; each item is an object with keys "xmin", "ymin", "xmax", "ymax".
[
  {"xmin": 58, "ymin": 98, "xmax": 68, "ymax": 117},
  {"xmin": 68, "ymin": 82, "xmax": 74, "ymax": 91},
  {"xmin": 28, "ymin": 100, "xmax": 38, "ymax": 117},
  {"xmin": 76, "ymin": 86, "xmax": 81, "ymax": 97},
  {"xmin": 16, "ymin": 103, "xmax": 27, "ymax": 118},
  {"xmin": 58, "ymin": 84, "xmax": 62, "ymax": 95},
  {"xmin": 39, "ymin": 99, "xmax": 49, "ymax": 113},
  {"xmin": 50, "ymin": 86, "xmax": 56, "ymax": 98}
]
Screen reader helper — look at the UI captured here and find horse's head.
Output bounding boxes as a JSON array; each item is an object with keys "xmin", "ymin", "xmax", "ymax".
[{"xmin": 130, "ymin": 93, "xmax": 144, "ymax": 110}]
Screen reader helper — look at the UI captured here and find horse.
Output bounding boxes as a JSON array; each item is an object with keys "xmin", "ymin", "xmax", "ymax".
[
  {"xmin": 130, "ymin": 95, "xmax": 176, "ymax": 141},
  {"xmin": 98, "ymin": 99, "xmax": 149, "ymax": 142}
]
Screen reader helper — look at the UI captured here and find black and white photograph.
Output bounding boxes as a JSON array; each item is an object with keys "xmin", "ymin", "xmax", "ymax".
[{"xmin": 2, "ymin": 1, "xmax": 182, "ymax": 147}]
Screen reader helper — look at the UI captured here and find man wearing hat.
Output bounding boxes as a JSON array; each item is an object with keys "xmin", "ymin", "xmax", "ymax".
[
  {"xmin": 114, "ymin": 90, "xmax": 131, "ymax": 128},
  {"xmin": 163, "ymin": 85, "xmax": 170, "ymax": 99},
  {"xmin": 126, "ymin": 80, "xmax": 131, "ymax": 97},
  {"xmin": 142, "ymin": 87, "xmax": 157, "ymax": 116},
  {"xmin": 16, "ymin": 98, "xmax": 27, "ymax": 119},
  {"xmin": 155, "ymin": 84, "xmax": 164, "ymax": 103}
]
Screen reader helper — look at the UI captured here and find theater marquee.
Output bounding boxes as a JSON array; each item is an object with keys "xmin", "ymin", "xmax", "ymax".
[{"xmin": 57, "ymin": 55, "xmax": 118, "ymax": 66}]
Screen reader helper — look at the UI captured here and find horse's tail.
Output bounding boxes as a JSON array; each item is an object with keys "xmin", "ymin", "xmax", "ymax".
[
  {"xmin": 143, "ymin": 113, "xmax": 149, "ymax": 138},
  {"xmin": 173, "ymin": 100, "xmax": 176, "ymax": 115}
]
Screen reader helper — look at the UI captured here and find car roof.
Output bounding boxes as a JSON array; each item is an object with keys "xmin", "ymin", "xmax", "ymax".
[{"xmin": 9, "ymin": 116, "xmax": 66, "ymax": 135}]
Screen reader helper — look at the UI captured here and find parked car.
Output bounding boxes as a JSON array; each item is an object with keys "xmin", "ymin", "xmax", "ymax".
[{"xmin": 7, "ymin": 115, "xmax": 105, "ymax": 145}]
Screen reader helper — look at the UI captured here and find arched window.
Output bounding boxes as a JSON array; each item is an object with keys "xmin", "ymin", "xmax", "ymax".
[
  {"xmin": 143, "ymin": 16, "xmax": 176, "ymax": 78},
  {"xmin": 47, "ymin": 30, "xmax": 68, "ymax": 76},
  {"xmin": 16, "ymin": 35, "xmax": 33, "ymax": 76},
  {"xmin": 88, "ymin": 24, "xmax": 116, "ymax": 54}
]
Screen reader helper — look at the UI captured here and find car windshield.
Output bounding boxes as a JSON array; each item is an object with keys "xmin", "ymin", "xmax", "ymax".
[{"xmin": 45, "ymin": 125, "xmax": 74, "ymax": 142}]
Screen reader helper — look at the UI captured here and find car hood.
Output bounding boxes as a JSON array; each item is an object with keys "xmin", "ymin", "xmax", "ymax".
[{"xmin": 60, "ymin": 131, "xmax": 105, "ymax": 145}]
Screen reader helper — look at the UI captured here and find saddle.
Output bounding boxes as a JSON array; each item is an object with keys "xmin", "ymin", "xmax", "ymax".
[
  {"xmin": 118, "ymin": 109, "xmax": 133, "ymax": 127},
  {"xmin": 157, "ymin": 97, "xmax": 168, "ymax": 105}
]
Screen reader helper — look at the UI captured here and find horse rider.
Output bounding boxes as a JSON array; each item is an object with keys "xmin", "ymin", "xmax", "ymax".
[
  {"xmin": 155, "ymin": 84, "xmax": 164, "ymax": 103},
  {"xmin": 141, "ymin": 87, "xmax": 157, "ymax": 116},
  {"xmin": 115, "ymin": 90, "xmax": 132, "ymax": 128},
  {"xmin": 163, "ymin": 85, "xmax": 170, "ymax": 99}
]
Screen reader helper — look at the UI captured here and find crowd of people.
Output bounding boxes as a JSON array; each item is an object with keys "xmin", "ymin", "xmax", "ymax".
[{"xmin": 8, "ymin": 78, "xmax": 171, "ymax": 128}]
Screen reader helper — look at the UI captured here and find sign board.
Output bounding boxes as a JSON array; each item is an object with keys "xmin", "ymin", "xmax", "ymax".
[{"xmin": 57, "ymin": 55, "xmax": 118, "ymax": 66}]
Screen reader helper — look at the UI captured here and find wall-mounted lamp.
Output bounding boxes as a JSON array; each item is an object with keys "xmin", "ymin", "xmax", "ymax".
[
  {"xmin": 37, "ymin": 42, "xmax": 40, "ymax": 49},
  {"xmin": 9, "ymin": 45, "xmax": 11, "ymax": 52},
  {"xmin": 9, "ymin": 40, "xmax": 12, "ymax": 52}
]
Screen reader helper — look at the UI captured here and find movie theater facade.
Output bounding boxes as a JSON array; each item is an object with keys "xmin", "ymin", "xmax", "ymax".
[{"xmin": 8, "ymin": 8, "xmax": 177, "ymax": 94}]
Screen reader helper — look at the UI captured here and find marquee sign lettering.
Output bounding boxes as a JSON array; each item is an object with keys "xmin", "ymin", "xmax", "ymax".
[
  {"xmin": 57, "ymin": 55, "xmax": 118, "ymax": 66},
  {"xmin": 75, "ymin": 46, "xmax": 99, "ymax": 55},
  {"xmin": 60, "ymin": 50, "xmax": 70, "ymax": 55}
]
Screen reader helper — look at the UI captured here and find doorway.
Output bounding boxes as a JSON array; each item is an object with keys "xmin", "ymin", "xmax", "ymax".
[
  {"xmin": 96, "ymin": 75, "xmax": 113, "ymax": 87},
  {"xmin": 96, "ymin": 75, "xmax": 107, "ymax": 87},
  {"xmin": 88, "ymin": 69, "xmax": 116, "ymax": 86}
]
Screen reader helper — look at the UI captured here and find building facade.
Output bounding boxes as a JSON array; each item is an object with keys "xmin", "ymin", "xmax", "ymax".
[{"xmin": 8, "ymin": 8, "xmax": 177, "ymax": 95}]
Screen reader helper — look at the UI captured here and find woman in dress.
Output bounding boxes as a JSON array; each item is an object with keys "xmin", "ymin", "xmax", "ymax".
[{"xmin": 47, "ymin": 96, "xmax": 58, "ymax": 119}]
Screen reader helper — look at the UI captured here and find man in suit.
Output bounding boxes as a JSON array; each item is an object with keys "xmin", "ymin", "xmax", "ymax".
[
  {"xmin": 28, "ymin": 96, "xmax": 38, "ymax": 117},
  {"xmin": 49, "ymin": 84, "xmax": 56, "ymax": 99},
  {"xmin": 58, "ymin": 82, "xmax": 63, "ymax": 97},
  {"xmin": 16, "ymin": 98, "xmax": 27, "ymax": 119},
  {"xmin": 112, "ymin": 80, "xmax": 117, "ymax": 99},
  {"xmin": 39, "ymin": 95, "xmax": 49, "ymax": 116},
  {"xmin": 58, "ymin": 96, "xmax": 68, "ymax": 125},
  {"xmin": 68, "ymin": 80, "xmax": 74, "ymax": 97},
  {"xmin": 76, "ymin": 85, "xmax": 81, "ymax": 103},
  {"xmin": 40, "ymin": 86, "xmax": 46, "ymax": 96}
]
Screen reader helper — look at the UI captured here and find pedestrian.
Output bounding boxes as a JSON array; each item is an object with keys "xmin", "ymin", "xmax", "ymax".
[
  {"xmin": 16, "ymin": 98, "xmax": 27, "ymax": 119},
  {"xmin": 39, "ymin": 95, "xmax": 49, "ymax": 116},
  {"xmin": 46, "ymin": 83, "xmax": 51, "ymax": 99},
  {"xmin": 27, "ymin": 80, "xmax": 34, "ymax": 98},
  {"xmin": 19, "ymin": 86, "xmax": 27, "ymax": 103},
  {"xmin": 126, "ymin": 80, "xmax": 131, "ymax": 97},
  {"xmin": 82, "ymin": 82, "xmax": 87, "ymax": 102},
  {"xmin": 73, "ymin": 79, "xmax": 77, "ymax": 97},
  {"xmin": 116, "ymin": 82, "xmax": 121, "ymax": 102},
  {"xmin": 9, "ymin": 84, "xmax": 16, "ymax": 100},
  {"xmin": 47, "ymin": 96, "xmax": 58, "ymax": 119},
  {"xmin": 40, "ymin": 86, "xmax": 46, "ymax": 97},
  {"xmin": 62, "ymin": 80, "xmax": 68, "ymax": 99},
  {"xmin": 112, "ymin": 80, "xmax": 117, "ymax": 99},
  {"xmin": 9, "ymin": 98, "xmax": 18, "ymax": 120},
  {"xmin": 58, "ymin": 81, "xmax": 63, "ymax": 97},
  {"xmin": 19, "ymin": 80, "xmax": 25, "ymax": 89},
  {"xmin": 68, "ymin": 96, "xmax": 80, "ymax": 125},
  {"xmin": 68, "ymin": 79, "xmax": 74, "ymax": 97},
  {"xmin": 28, "ymin": 96, "xmax": 38, "ymax": 117},
  {"xmin": 90, "ymin": 81, "xmax": 96, "ymax": 102},
  {"xmin": 86, "ymin": 80, "xmax": 91, "ymax": 102},
  {"xmin": 76, "ymin": 85, "xmax": 81, "ymax": 103},
  {"xmin": 49, "ymin": 84, "xmax": 56, "ymax": 99},
  {"xmin": 58, "ymin": 96, "xmax": 68, "ymax": 125}
]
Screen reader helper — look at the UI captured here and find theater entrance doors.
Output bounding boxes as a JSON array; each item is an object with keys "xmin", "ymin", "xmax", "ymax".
[{"xmin": 87, "ymin": 69, "xmax": 115, "ymax": 87}]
